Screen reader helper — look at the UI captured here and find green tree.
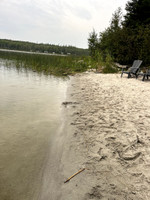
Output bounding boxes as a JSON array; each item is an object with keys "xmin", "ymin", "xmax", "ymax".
[
  {"xmin": 88, "ymin": 29, "xmax": 99, "ymax": 58},
  {"xmin": 110, "ymin": 7, "xmax": 122, "ymax": 31},
  {"xmin": 99, "ymin": 8, "xmax": 123, "ymax": 59},
  {"xmin": 88, "ymin": 1, "xmax": 150, "ymax": 65},
  {"xmin": 124, "ymin": 0, "xmax": 150, "ymax": 28}
]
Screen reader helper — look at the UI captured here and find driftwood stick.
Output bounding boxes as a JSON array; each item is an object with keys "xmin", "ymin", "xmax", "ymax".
[{"xmin": 64, "ymin": 168, "xmax": 85, "ymax": 183}]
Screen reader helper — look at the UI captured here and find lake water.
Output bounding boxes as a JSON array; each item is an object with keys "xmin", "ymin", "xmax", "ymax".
[{"xmin": 0, "ymin": 60, "xmax": 69, "ymax": 200}]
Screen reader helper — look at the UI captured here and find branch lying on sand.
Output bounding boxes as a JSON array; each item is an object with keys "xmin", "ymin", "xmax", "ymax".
[{"xmin": 64, "ymin": 168, "xmax": 85, "ymax": 183}]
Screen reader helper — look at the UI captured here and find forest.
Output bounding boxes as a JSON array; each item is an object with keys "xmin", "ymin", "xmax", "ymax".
[
  {"xmin": 88, "ymin": 0, "xmax": 150, "ymax": 66},
  {"xmin": 0, "ymin": 39, "xmax": 89, "ymax": 56}
]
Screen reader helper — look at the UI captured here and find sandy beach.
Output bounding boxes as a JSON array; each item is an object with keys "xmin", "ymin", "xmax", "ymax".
[{"xmin": 60, "ymin": 72, "xmax": 150, "ymax": 200}]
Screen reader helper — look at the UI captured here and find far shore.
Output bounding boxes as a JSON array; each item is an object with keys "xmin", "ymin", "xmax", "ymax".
[{"xmin": 0, "ymin": 48, "xmax": 67, "ymax": 56}]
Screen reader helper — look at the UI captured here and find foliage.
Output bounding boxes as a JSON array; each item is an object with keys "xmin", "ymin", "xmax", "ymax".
[
  {"xmin": 110, "ymin": 7, "xmax": 122, "ymax": 30},
  {"xmin": 88, "ymin": 29, "xmax": 99, "ymax": 59},
  {"xmin": 0, "ymin": 39, "xmax": 89, "ymax": 56},
  {"xmin": 88, "ymin": 0, "xmax": 150, "ymax": 67},
  {"xmin": 124, "ymin": 0, "xmax": 150, "ymax": 28},
  {"xmin": 102, "ymin": 53, "xmax": 118, "ymax": 73},
  {"xmin": 102, "ymin": 65, "xmax": 118, "ymax": 74}
]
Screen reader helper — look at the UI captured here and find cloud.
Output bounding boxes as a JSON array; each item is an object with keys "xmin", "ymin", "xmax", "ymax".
[
  {"xmin": 63, "ymin": 1, "xmax": 92, "ymax": 20},
  {"xmin": 0, "ymin": 0, "xmax": 128, "ymax": 48}
]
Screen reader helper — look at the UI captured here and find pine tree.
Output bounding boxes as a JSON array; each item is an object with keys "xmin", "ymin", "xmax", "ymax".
[
  {"xmin": 88, "ymin": 29, "xmax": 98, "ymax": 58},
  {"xmin": 124, "ymin": 0, "xmax": 150, "ymax": 27}
]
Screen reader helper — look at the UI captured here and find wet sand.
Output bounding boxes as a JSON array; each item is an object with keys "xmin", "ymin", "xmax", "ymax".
[{"xmin": 60, "ymin": 72, "xmax": 150, "ymax": 200}]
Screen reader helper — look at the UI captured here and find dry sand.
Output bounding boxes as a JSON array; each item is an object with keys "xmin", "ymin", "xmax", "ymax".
[{"xmin": 60, "ymin": 72, "xmax": 150, "ymax": 200}]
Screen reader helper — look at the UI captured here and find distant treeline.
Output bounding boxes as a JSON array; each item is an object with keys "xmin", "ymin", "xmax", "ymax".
[
  {"xmin": 0, "ymin": 39, "xmax": 89, "ymax": 56},
  {"xmin": 88, "ymin": 0, "xmax": 150, "ymax": 66}
]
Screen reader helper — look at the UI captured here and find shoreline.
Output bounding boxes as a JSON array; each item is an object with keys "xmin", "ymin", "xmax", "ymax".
[
  {"xmin": 0, "ymin": 48, "xmax": 67, "ymax": 56},
  {"xmin": 59, "ymin": 72, "xmax": 150, "ymax": 199},
  {"xmin": 37, "ymin": 78, "xmax": 71, "ymax": 200}
]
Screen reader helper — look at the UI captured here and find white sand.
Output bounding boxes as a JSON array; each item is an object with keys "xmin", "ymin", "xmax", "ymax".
[{"xmin": 61, "ymin": 73, "xmax": 150, "ymax": 200}]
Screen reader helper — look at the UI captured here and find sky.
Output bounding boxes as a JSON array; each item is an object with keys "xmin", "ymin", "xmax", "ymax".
[{"xmin": 0, "ymin": 0, "xmax": 128, "ymax": 48}]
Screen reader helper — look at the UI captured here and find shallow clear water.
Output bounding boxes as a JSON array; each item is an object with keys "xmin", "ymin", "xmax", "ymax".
[{"xmin": 0, "ymin": 61, "xmax": 69, "ymax": 200}]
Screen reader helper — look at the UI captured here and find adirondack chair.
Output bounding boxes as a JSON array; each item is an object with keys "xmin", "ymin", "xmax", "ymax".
[
  {"xmin": 121, "ymin": 60, "xmax": 142, "ymax": 78},
  {"xmin": 137, "ymin": 69, "xmax": 150, "ymax": 81}
]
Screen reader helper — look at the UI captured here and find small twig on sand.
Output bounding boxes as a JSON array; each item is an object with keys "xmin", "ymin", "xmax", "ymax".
[{"xmin": 64, "ymin": 168, "xmax": 85, "ymax": 183}]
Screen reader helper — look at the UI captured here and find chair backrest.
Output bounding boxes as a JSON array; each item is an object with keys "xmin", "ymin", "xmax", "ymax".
[{"xmin": 130, "ymin": 60, "xmax": 142, "ymax": 74}]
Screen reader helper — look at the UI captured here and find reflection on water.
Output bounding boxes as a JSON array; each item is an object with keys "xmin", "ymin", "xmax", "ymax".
[{"xmin": 0, "ymin": 60, "xmax": 69, "ymax": 200}]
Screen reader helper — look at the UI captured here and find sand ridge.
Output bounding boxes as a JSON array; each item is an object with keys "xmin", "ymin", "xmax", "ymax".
[{"xmin": 61, "ymin": 73, "xmax": 150, "ymax": 200}]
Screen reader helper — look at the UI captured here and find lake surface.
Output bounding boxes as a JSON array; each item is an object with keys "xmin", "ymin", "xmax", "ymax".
[{"xmin": 0, "ymin": 60, "xmax": 69, "ymax": 200}]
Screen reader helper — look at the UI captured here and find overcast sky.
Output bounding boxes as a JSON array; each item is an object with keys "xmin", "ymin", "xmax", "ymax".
[{"xmin": 0, "ymin": 0, "xmax": 128, "ymax": 48}]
